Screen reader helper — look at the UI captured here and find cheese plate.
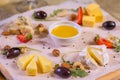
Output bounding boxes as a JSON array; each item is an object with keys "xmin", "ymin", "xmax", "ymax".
[{"xmin": 0, "ymin": 1, "xmax": 120, "ymax": 80}]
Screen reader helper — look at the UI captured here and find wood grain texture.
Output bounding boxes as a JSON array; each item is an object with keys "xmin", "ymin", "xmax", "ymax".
[
  {"xmin": 95, "ymin": 0, "xmax": 120, "ymax": 21},
  {"xmin": 0, "ymin": 63, "xmax": 13, "ymax": 80},
  {"xmin": 96, "ymin": 69, "xmax": 120, "ymax": 80}
]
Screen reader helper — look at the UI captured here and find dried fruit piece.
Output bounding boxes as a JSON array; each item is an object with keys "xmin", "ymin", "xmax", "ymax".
[
  {"xmin": 73, "ymin": 62, "xmax": 85, "ymax": 70},
  {"xmin": 69, "ymin": 14, "xmax": 77, "ymax": 21},
  {"xmin": 3, "ymin": 45, "xmax": 11, "ymax": 51},
  {"xmin": 61, "ymin": 62, "xmax": 71, "ymax": 69},
  {"xmin": 35, "ymin": 24, "xmax": 48, "ymax": 38},
  {"xmin": 52, "ymin": 49, "xmax": 60, "ymax": 57},
  {"xmin": 2, "ymin": 31, "xmax": 10, "ymax": 36}
]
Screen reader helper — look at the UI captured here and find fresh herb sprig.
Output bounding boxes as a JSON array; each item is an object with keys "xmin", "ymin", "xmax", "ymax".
[
  {"xmin": 113, "ymin": 36, "xmax": 120, "ymax": 52},
  {"xmin": 50, "ymin": 8, "xmax": 78, "ymax": 17},
  {"xmin": 19, "ymin": 46, "xmax": 41, "ymax": 52},
  {"xmin": 61, "ymin": 52, "xmax": 88, "ymax": 78},
  {"xmin": 71, "ymin": 68, "xmax": 88, "ymax": 77},
  {"xmin": 115, "ymin": 45, "xmax": 120, "ymax": 52}
]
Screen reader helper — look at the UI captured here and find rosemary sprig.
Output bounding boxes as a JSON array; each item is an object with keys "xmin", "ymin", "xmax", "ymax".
[{"xmin": 19, "ymin": 46, "xmax": 41, "ymax": 52}]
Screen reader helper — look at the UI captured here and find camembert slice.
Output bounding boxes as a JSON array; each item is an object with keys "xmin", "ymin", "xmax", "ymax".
[{"xmin": 88, "ymin": 47, "xmax": 104, "ymax": 66}]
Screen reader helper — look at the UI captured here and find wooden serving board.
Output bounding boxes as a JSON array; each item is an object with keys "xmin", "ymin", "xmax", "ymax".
[{"xmin": 0, "ymin": 1, "xmax": 120, "ymax": 80}]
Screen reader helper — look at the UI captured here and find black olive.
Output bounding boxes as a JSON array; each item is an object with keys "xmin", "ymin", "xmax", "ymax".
[
  {"xmin": 54, "ymin": 67, "xmax": 71, "ymax": 78},
  {"xmin": 6, "ymin": 47, "xmax": 21, "ymax": 59},
  {"xmin": 34, "ymin": 10, "xmax": 47, "ymax": 19},
  {"xmin": 102, "ymin": 21, "xmax": 116, "ymax": 30}
]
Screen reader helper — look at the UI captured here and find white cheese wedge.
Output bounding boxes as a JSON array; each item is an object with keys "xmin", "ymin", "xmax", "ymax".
[{"xmin": 79, "ymin": 45, "xmax": 109, "ymax": 67}]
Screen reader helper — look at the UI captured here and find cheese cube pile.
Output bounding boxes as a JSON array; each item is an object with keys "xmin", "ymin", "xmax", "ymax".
[
  {"xmin": 85, "ymin": 3, "xmax": 100, "ymax": 16},
  {"xmin": 82, "ymin": 3, "xmax": 104, "ymax": 27}
]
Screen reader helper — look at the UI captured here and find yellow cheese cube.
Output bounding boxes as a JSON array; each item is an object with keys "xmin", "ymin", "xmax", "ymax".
[
  {"xmin": 82, "ymin": 16, "xmax": 95, "ymax": 27},
  {"xmin": 17, "ymin": 54, "xmax": 35, "ymax": 70},
  {"xmin": 93, "ymin": 8, "xmax": 104, "ymax": 22},
  {"xmin": 85, "ymin": 3, "xmax": 100, "ymax": 16},
  {"xmin": 85, "ymin": 3, "xmax": 104, "ymax": 22},
  {"xmin": 26, "ymin": 58, "xmax": 37, "ymax": 76},
  {"xmin": 37, "ymin": 54, "xmax": 53, "ymax": 73}
]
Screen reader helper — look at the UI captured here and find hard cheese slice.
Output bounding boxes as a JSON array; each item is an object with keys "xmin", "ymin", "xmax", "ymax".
[
  {"xmin": 17, "ymin": 54, "xmax": 35, "ymax": 70},
  {"xmin": 26, "ymin": 58, "xmax": 37, "ymax": 76},
  {"xmin": 87, "ymin": 47, "xmax": 104, "ymax": 66},
  {"xmin": 37, "ymin": 54, "xmax": 53, "ymax": 73}
]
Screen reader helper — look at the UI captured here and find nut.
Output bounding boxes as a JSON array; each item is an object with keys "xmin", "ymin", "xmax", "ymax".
[
  {"xmin": 56, "ymin": 10, "xmax": 68, "ymax": 17},
  {"xmin": 81, "ymin": 61, "xmax": 90, "ymax": 70},
  {"xmin": 52, "ymin": 49, "xmax": 60, "ymax": 57},
  {"xmin": 61, "ymin": 62, "xmax": 71, "ymax": 69},
  {"xmin": 35, "ymin": 24, "xmax": 48, "ymax": 38},
  {"xmin": 9, "ymin": 29, "xmax": 21, "ymax": 35},
  {"xmin": 3, "ymin": 45, "xmax": 11, "ymax": 50},
  {"xmin": 69, "ymin": 13, "xmax": 77, "ymax": 21},
  {"xmin": 2, "ymin": 31, "xmax": 10, "ymax": 36},
  {"xmin": 20, "ymin": 48, "xmax": 28, "ymax": 54},
  {"xmin": 73, "ymin": 62, "xmax": 85, "ymax": 70}
]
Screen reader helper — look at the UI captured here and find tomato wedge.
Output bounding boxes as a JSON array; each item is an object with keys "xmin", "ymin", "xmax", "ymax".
[{"xmin": 76, "ymin": 7, "xmax": 83, "ymax": 25}]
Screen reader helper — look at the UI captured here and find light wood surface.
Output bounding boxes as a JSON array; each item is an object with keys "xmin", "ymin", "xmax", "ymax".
[
  {"xmin": 96, "ymin": 69, "xmax": 120, "ymax": 80},
  {"xmin": 95, "ymin": 0, "xmax": 120, "ymax": 21}
]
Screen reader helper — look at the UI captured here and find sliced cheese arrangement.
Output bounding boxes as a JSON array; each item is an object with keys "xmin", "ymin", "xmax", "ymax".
[{"xmin": 17, "ymin": 54, "xmax": 53, "ymax": 76}]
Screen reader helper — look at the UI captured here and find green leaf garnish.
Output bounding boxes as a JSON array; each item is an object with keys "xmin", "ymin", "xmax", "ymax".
[
  {"xmin": 115, "ymin": 46, "xmax": 120, "ymax": 52},
  {"xmin": 26, "ymin": 33, "xmax": 32, "ymax": 40},
  {"xmin": 71, "ymin": 69, "xmax": 88, "ymax": 77},
  {"xmin": 54, "ymin": 64, "xmax": 59, "ymax": 69},
  {"xmin": 19, "ymin": 46, "xmax": 41, "ymax": 52},
  {"xmin": 94, "ymin": 34, "xmax": 100, "ymax": 42},
  {"xmin": 1, "ymin": 51, "xmax": 7, "ymax": 55}
]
